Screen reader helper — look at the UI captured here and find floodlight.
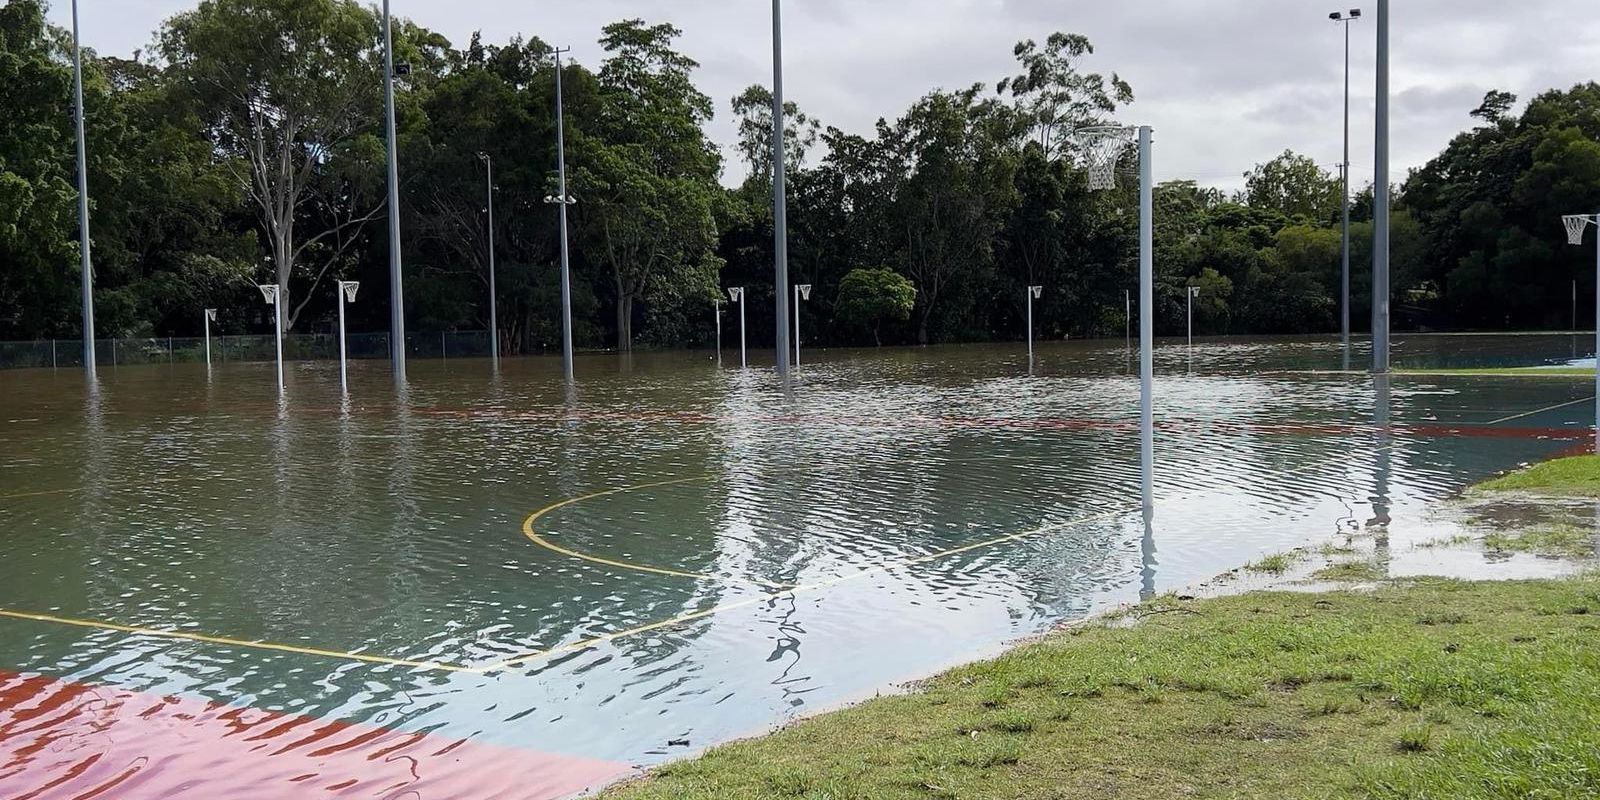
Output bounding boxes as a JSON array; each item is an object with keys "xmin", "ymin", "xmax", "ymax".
[{"xmin": 1350, "ymin": 9, "xmax": 1361, "ymax": 18}]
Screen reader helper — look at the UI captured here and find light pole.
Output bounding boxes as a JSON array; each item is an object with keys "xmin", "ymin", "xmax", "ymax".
[
  {"xmin": 794, "ymin": 284, "xmax": 812, "ymax": 367},
  {"xmin": 476, "ymin": 152, "xmax": 499, "ymax": 365},
  {"xmin": 204, "ymin": 309, "xmax": 217, "ymax": 368},
  {"xmin": 544, "ymin": 48, "xmax": 577, "ymax": 383},
  {"xmin": 1187, "ymin": 286, "xmax": 1201, "ymax": 348},
  {"xmin": 1027, "ymin": 286, "xmax": 1043, "ymax": 360},
  {"xmin": 1372, "ymin": 0, "xmax": 1390, "ymax": 374},
  {"xmin": 729, "ymin": 287, "xmax": 747, "ymax": 369},
  {"xmin": 1330, "ymin": 9, "xmax": 1361, "ymax": 364},
  {"xmin": 771, "ymin": 0, "xmax": 792, "ymax": 376},
  {"xmin": 381, "ymin": 0, "xmax": 407, "ymax": 383},
  {"xmin": 1562, "ymin": 213, "xmax": 1600, "ymax": 452},
  {"xmin": 259, "ymin": 284, "xmax": 283, "ymax": 392},
  {"xmin": 337, "ymin": 280, "xmax": 360, "ymax": 393},
  {"xmin": 70, "ymin": 0, "xmax": 95, "ymax": 378}
]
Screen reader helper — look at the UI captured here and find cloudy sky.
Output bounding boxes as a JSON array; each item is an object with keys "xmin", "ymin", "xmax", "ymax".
[{"xmin": 47, "ymin": 0, "xmax": 1600, "ymax": 190}]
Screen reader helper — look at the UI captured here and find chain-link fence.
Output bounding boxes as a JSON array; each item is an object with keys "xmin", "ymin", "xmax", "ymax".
[{"xmin": 0, "ymin": 332, "xmax": 494, "ymax": 370}]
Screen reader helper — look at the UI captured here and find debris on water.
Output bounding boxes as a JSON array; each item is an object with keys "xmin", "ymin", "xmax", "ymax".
[{"xmin": 667, "ymin": 738, "xmax": 691, "ymax": 748}]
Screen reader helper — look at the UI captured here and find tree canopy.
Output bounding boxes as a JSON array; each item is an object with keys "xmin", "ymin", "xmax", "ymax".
[{"xmin": 3, "ymin": 0, "xmax": 1597, "ymax": 349}]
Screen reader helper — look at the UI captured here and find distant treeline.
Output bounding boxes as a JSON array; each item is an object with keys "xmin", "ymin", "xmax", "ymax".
[{"xmin": 3, "ymin": 0, "xmax": 1599, "ymax": 351}]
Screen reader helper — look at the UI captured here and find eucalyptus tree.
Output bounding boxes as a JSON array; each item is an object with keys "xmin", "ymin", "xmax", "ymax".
[
  {"xmin": 576, "ymin": 19, "xmax": 722, "ymax": 351},
  {"xmin": 160, "ymin": 0, "xmax": 387, "ymax": 329}
]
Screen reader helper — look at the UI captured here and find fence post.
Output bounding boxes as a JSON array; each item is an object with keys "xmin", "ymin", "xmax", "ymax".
[
  {"xmin": 52, "ymin": 339, "xmax": 57, "ymax": 369},
  {"xmin": 168, "ymin": 337, "xmax": 173, "ymax": 362},
  {"xmin": 441, "ymin": 332, "xmax": 447, "ymax": 361}
]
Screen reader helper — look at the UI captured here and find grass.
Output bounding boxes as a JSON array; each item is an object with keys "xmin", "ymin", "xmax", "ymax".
[
  {"xmin": 1313, "ymin": 560, "xmax": 1385, "ymax": 582},
  {"xmin": 1245, "ymin": 551, "xmax": 1302, "ymax": 574},
  {"xmin": 1484, "ymin": 525, "xmax": 1597, "ymax": 559},
  {"xmin": 603, "ymin": 578, "xmax": 1600, "ymax": 799},
  {"xmin": 1476, "ymin": 455, "xmax": 1600, "ymax": 497},
  {"xmin": 1397, "ymin": 367, "xmax": 1596, "ymax": 377}
]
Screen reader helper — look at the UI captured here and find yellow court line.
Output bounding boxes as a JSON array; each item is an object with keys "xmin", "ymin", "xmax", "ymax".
[
  {"xmin": 485, "ymin": 508, "xmax": 1128, "ymax": 672},
  {"xmin": 522, "ymin": 476, "xmax": 796, "ymax": 591},
  {"xmin": 0, "ymin": 608, "xmax": 484, "ymax": 675},
  {"xmin": 1485, "ymin": 396, "xmax": 1596, "ymax": 426},
  {"xmin": 0, "ymin": 487, "xmax": 82, "ymax": 501}
]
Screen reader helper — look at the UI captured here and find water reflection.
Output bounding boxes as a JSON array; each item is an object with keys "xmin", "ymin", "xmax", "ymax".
[{"xmin": 0, "ymin": 335, "xmax": 1593, "ymax": 784}]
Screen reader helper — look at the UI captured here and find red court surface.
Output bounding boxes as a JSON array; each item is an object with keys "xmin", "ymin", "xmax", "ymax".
[{"xmin": 0, "ymin": 670, "xmax": 632, "ymax": 800}]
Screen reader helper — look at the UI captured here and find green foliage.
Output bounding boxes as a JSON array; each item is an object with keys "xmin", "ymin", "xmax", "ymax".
[
  {"xmin": 6, "ymin": 7, "xmax": 1600, "ymax": 348},
  {"xmin": 1475, "ymin": 455, "xmax": 1600, "ymax": 497},
  {"xmin": 835, "ymin": 268, "xmax": 915, "ymax": 345}
]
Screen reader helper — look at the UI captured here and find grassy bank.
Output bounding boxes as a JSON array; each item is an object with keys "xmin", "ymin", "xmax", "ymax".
[
  {"xmin": 1396, "ymin": 367, "xmax": 1595, "ymax": 378},
  {"xmin": 604, "ymin": 578, "xmax": 1600, "ymax": 799},
  {"xmin": 1475, "ymin": 454, "xmax": 1600, "ymax": 497}
]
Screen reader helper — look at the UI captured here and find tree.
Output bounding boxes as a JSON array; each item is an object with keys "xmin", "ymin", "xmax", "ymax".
[
  {"xmin": 576, "ymin": 19, "xmax": 722, "ymax": 350},
  {"xmin": 730, "ymin": 84, "xmax": 820, "ymax": 184},
  {"xmin": 1242, "ymin": 150, "xmax": 1341, "ymax": 223},
  {"xmin": 159, "ymin": 0, "xmax": 386, "ymax": 330},
  {"xmin": 0, "ymin": 0, "xmax": 77, "ymax": 339},
  {"xmin": 997, "ymin": 32, "xmax": 1132, "ymax": 159},
  {"xmin": 835, "ymin": 267, "xmax": 915, "ymax": 345}
]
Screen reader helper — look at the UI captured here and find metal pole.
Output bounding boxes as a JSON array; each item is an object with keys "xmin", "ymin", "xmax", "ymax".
[
  {"xmin": 52, "ymin": 339, "xmax": 57, "ymax": 369},
  {"xmin": 1341, "ymin": 16, "xmax": 1352, "ymax": 362},
  {"xmin": 382, "ymin": 0, "xmax": 407, "ymax": 384},
  {"xmin": 338, "ymin": 292, "xmax": 348, "ymax": 393},
  {"xmin": 1187, "ymin": 290, "xmax": 1193, "ymax": 348},
  {"xmin": 740, "ymin": 293, "xmax": 748, "ymax": 369},
  {"xmin": 274, "ymin": 287, "xmax": 284, "ymax": 392},
  {"xmin": 1573, "ymin": 279, "xmax": 1579, "ymax": 333},
  {"xmin": 555, "ymin": 48, "xmax": 576, "ymax": 384},
  {"xmin": 1027, "ymin": 290, "xmax": 1035, "ymax": 360},
  {"xmin": 1139, "ymin": 126, "xmax": 1155, "ymax": 519},
  {"xmin": 772, "ymin": 0, "xmax": 792, "ymax": 375},
  {"xmin": 71, "ymin": 0, "xmax": 95, "ymax": 379},
  {"xmin": 204, "ymin": 313, "xmax": 211, "ymax": 368},
  {"xmin": 715, "ymin": 300, "xmax": 723, "ymax": 365},
  {"xmin": 484, "ymin": 155, "xmax": 499, "ymax": 365},
  {"xmin": 1593, "ymin": 229, "xmax": 1599, "ymax": 453},
  {"xmin": 793, "ymin": 284, "xmax": 802, "ymax": 368},
  {"xmin": 1372, "ymin": 0, "xmax": 1390, "ymax": 374}
]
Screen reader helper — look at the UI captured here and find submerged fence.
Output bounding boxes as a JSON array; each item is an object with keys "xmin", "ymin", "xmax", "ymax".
[{"xmin": 0, "ymin": 332, "xmax": 493, "ymax": 370}]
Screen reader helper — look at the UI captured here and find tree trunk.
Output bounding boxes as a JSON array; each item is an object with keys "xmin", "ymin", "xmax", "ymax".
[
  {"xmin": 917, "ymin": 308, "xmax": 931, "ymax": 346},
  {"xmin": 873, "ymin": 322, "xmax": 882, "ymax": 347},
  {"xmin": 617, "ymin": 295, "xmax": 633, "ymax": 352}
]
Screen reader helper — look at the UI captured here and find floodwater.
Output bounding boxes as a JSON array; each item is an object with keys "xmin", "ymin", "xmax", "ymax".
[{"xmin": 0, "ymin": 334, "xmax": 1595, "ymax": 798}]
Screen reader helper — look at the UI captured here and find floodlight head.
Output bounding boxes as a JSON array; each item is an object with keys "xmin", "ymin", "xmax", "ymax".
[
  {"xmin": 798, "ymin": 284, "xmax": 813, "ymax": 301},
  {"xmin": 1350, "ymin": 8, "xmax": 1361, "ymax": 18},
  {"xmin": 1030, "ymin": 286, "xmax": 1044, "ymax": 299},
  {"xmin": 1329, "ymin": 11, "xmax": 1341, "ymax": 19},
  {"xmin": 728, "ymin": 287, "xmax": 744, "ymax": 302},
  {"xmin": 340, "ymin": 281, "xmax": 361, "ymax": 303},
  {"xmin": 257, "ymin": 284, "xmax": 279, "ymax": 305}
]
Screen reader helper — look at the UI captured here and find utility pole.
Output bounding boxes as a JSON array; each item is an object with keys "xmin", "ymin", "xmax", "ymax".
[
  {"xmin": 71, "ymin": 0, "xmax": 95, "ymax": 378},
  {"xmin": 546, "ymin": 47, "xmax": 577, "ymax": 384},
  {"xmin": 771, "ymin": 0, "xmax": 792, "ymax": 375},
  {"xmin": 477, "ymin": 152, "xmax": 499, "ymax": 365},
  {"xmin": 1372, "ymin": 0, "xmax": 1390, "ymax": 374},
  {"xmin": 1330, "ymin": 9, "xmax": 1361, "ymax": 364},
  {"xmin": 382, "ymin": 0, "xmax": 407, "ymax": 383}
]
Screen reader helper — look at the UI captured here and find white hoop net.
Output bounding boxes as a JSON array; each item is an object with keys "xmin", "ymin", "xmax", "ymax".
[
  {"xmin": 1563, "ymin": 215, "xmax": 1594, "ymax": 246},
  {"xmin": 1072, "ymin": 125, "xmax": 1137, "ymax": 191}
]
